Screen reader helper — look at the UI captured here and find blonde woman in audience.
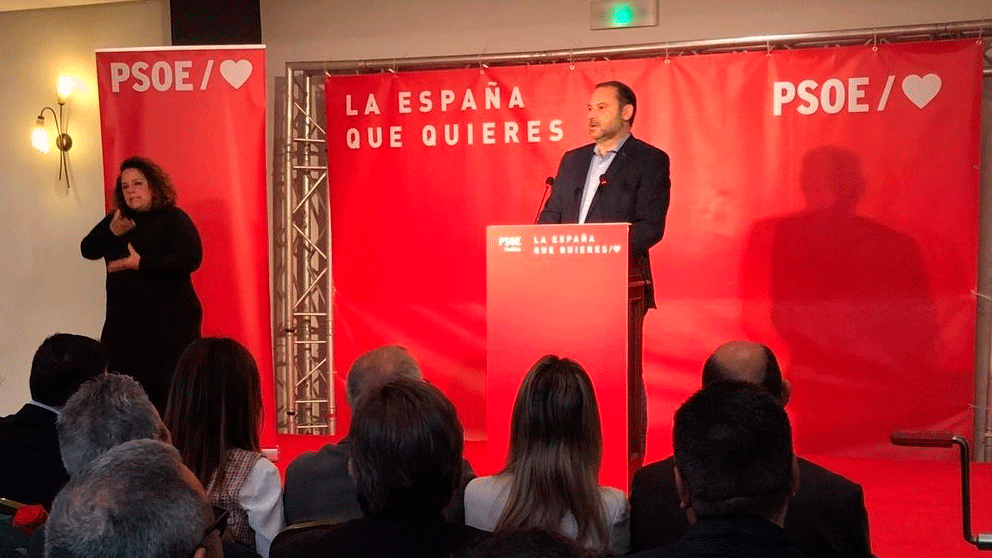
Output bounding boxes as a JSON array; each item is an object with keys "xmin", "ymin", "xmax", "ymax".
[
  {"xmin": 464, "ymin": 355, "xmax": 629, "ymax": 555},
  {"xmin": 165, "ymin": 337, "xmax": 284, "ymax": 558}
]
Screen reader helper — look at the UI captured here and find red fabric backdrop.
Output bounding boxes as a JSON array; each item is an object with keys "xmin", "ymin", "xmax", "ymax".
[
  {"xmin": 325, "ymin": 39, "xmax": 981, "ymax": 470},
  {"xmin": 95, "ymin": 46, "xmax": 275, "ymax": 446}
]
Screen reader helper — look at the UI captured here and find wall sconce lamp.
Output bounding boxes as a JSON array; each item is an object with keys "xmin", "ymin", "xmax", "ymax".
[{"xmin": 33, "ymin": 75, "xmax": 75, "ymax": 189}]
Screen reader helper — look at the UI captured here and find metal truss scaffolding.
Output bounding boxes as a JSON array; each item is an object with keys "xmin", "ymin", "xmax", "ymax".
[
  {"xmin": 274, "ymin": 19, "xmax": 992, "ymax": 439},
  {"xmin": 275, "ymin": 70, "xmax": 333, "ymax": 434}
]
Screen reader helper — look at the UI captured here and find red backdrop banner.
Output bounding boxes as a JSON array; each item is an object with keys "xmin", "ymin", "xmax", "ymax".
[
  {"xmin": 95, "ymin": 46, "xmax": 275, "ymax": 446},
  {"xmin": 325, "ymin": 40, "xmax": 981, "ymax": 470}
]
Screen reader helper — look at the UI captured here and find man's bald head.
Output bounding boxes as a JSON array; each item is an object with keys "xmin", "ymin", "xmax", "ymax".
[
  {"xmin": 345, "ymin": 345, "xmax": 422, "ymax": 409},
  {"xmin": 702, "ymin": 340, "xmax": 787, "ymax": 402}
]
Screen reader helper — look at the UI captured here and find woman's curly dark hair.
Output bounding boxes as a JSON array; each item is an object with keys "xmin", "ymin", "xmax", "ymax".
[{"xmin": 114, "ymin": 156, "xmax": 177, "ymax": 218}]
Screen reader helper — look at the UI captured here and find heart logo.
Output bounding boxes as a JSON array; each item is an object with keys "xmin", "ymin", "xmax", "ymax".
[
  {"xmin": 901, "ymin": 74, "xmax": 941, "ymax": 109},
  {"xmin": 219, "ymin": 60, "xmax": 253, "ymax": 89}
]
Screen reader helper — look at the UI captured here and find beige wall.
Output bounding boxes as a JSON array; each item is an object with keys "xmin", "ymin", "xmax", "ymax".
[
  {"xmin": 261, "ymin": 0, "xmax": 991, "ymax": 66},
  {"xmin": 0, "ymin": 0, "xmax": 168, "ymax": 415},
  {"xmin": 0, "ymin": 0, "xmax": 989, "ymax": 417}
]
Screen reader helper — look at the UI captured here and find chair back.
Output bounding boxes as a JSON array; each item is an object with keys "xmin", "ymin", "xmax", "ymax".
[
  {"xmin": 269, "ymin": 520, "xmax": 341, "ymax": 558},
  {"xmin": 0, "ymin": 499, "xmax": 23, "ymax": 515}
]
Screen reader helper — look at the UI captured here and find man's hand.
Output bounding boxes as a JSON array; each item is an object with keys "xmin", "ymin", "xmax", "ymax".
[
  {"xmin": 107, "ymin": 243, "xmax": 140, "ymax": 273},
  {"xmin": 109, "ymin": 209, "xmax": 136, "ymax": 236}
]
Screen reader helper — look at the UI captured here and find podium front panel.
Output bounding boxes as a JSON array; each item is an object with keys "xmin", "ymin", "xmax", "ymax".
[{"xmin": 486, "ymin": 223, "xmax": 629, "ymax": 491}]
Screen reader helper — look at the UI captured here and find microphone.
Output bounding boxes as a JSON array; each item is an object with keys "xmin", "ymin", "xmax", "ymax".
[
  {"xmin": 534, "ymin": 176, "xmax": 555, "ymax": 225},
  {"xmin": 599, "ymin": 174, "xmax": 608, "ymax": 188}
]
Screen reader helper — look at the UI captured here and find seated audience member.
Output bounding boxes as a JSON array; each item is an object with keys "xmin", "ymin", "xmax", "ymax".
[
  {"xmin": 45, "ymin": 439, "xmax": 222, "ymax": 558},
  {"xmin": 629, "ymin": 341, "xmax": 874, "ymax": 558},
  {"xmin": 0, "ymin": 334, "xmax": 107, "ymax": 508},
  {"xmin": 166, "ymin": 338, "xmax": 284, "ymax": 558},
  {"xmin": 630, "ymin": 381, "xmax": 803, "ymax": 558},
  {"xmin": 284, "ymin": 345, "xmax": 474, "ymax": 525},
  {"xmin": 464, "ymin": 355, "xmax": 629, "ymax": 556},
  {"xmin": 26, "ymin": 373, "xmax": 172, "ymax": 558},
  {"xmin": 57, "ymin": 372, "xmax": 169, "ymax": 477},
  {"xmin": 271, "ymin": 378, "xmax": 486, "ymax": 558},
  {"xmin": 452, "ymin": 529, "xmax": 591, "ymax": 558}
]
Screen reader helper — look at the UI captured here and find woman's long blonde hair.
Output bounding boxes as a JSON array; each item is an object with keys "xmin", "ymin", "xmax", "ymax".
[{"xmin": 495, "ymin": 355, "xmax": 609, "ymax": 554}]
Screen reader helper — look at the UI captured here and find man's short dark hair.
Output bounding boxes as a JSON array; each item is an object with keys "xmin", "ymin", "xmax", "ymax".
[
  {"xmin": 57, "ymin": 373, "xmax": 168, "ymax": 476},
  {"xmin": 350, "ymin": 377, "xmax": 463, "ymax": 518},
  {"xmin": 702, "ymin": 344, "xmax": 783, "ymax": 400},
  {"xmin": 29, "ymin": 334, "xmax": 108, "ymax": 407},
  {"xmin": 596, "ymin": 80, "xmax": 637, "ymax": 126},
  {"xmin": 673, "ymin": 381, "xmax": 793, "ymax": 519},
  {"xmin": 46, "ymin": 439, "xmax": 211, "ymax": 558}
]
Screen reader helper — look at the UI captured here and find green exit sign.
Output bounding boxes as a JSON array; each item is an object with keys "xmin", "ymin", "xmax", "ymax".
[{"xmin": 590, "ymin": 0, "xmax": 658, "ymax": 30}]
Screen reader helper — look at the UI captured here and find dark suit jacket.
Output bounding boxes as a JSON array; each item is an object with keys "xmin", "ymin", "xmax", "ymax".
[
  {"xmin": 538, "ymin": 135, "xmax": 671, "ymax": 308},
  {"xmin": 628, "ymin": 515, "xmax": 807, "ymax": 558},
  {"xmin": 629, "ymin": 456, "xmax": 874, "ymax": 558},
  {"xmin": 270, "ymin": 516, "xmax": 487, "ymax": 558},
  {"xmin": 283, "ymin": 441, "xmax": 359, "ymax": 525},
  {"xmin": 0, "ymin": 404, "xmax": 69, "ymax": 509},
  {"xmin": 283, "ymin": 439, "xmax": 475, "ymax": 526}
]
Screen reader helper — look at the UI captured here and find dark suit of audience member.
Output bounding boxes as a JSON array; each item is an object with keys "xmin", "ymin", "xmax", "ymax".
[
  {"xmin": 629, "ymin": 383, "xmax": 805, "ymax": 558},
  {"xmin": 271, "ymin": 379, "xmax": 486, "ymax": 558},
  {"xmin": 285, "ymin": 437, "xmax": 474, "ymax": 525},
  {"xmin": 450, "ymin": 528, "xmax": 590, "ymax": 558},
  {"xmin": 630, "ymin": 341, "xmax": 873, "ymax": 558},
  {"xmin": 631, "ymin": 457, "xmax": 870, "ymax": 558},
  {"xmin": 284, "ymin": 440, "xmax": 359, "ymax": 525},
  {"xmin": 285, "ymin": 345, "xmax": 474, "ymax": 526},
  {"xmin": 0, "ymin": 334, "xmax": 107, "ymax": 509},
  {"xmin": 648, "ymin": 515, "xmax": 806, "ymax": 558},
  {"xmin": 0, "ymin": 404, "xmax": 66, "ymax": 510},
  {"xmin": 278, "ymin": 517, "xmax": 483, "ymax": 558}
]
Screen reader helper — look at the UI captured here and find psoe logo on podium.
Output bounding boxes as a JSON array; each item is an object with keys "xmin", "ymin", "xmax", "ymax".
[{"xmin": 498, "ymin": 236, "xmax": 522, "ymax": 253}]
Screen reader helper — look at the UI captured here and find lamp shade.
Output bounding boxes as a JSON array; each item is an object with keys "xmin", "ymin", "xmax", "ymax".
[
  {"xmin": 56, "ymin": 76, "xmax": 75, "ymax": 102},
  {"xmin": 32, "ymin": 117, "xmax": 49, "ymax": 153}
]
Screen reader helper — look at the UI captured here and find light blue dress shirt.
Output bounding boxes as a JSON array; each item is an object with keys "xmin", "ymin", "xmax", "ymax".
[{"xmin": 578, "ymin": 134, "xmax": 630, "ymax": 224}]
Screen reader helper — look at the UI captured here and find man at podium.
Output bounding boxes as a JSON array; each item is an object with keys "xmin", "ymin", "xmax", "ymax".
[{"xmin": 537, "ymin": 80, "xmax": 671, "ymax": 458}]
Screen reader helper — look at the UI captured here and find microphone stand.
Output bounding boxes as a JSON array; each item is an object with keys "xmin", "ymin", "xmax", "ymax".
[{"xmin": 533, "ymin": 177, "xmax": 554, "ymax": 224}]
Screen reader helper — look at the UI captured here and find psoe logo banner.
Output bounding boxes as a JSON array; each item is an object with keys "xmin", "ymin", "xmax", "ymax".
[
  {"xmin": 772, "ymin": 73, "xmax": 942, "ymax": 116},
  {"xmin": 498, "ymin": 236, "xmax": 522, "ymax": 253},
  {"xmin": 109, "ymin": 59, "xmax": 254, "ymax": 93}
]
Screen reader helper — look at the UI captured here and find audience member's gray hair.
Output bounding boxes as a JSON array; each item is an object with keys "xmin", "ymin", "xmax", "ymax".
[
  {"xmin": 46, "ymin": 439, "xmax": 210, "ymax": 558},
  {"xmin": 345, "ymin": 345, "xmax": 422, "ymax": 408},
  {"xmin": 56, "ymin": 373, "xmax": 169, "ymax": 476}
]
